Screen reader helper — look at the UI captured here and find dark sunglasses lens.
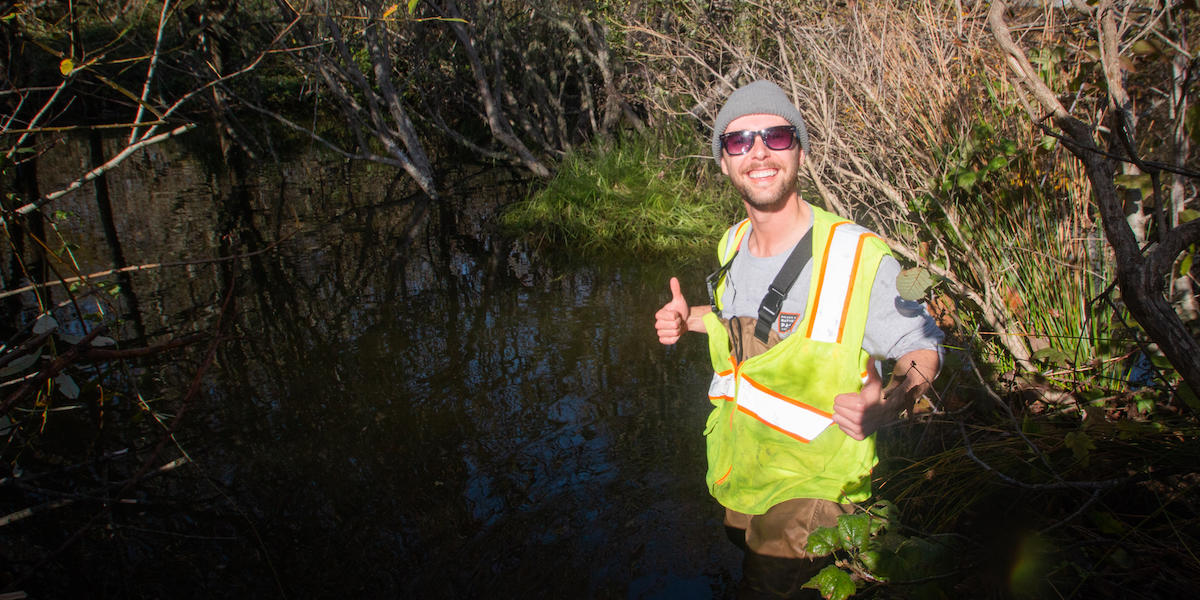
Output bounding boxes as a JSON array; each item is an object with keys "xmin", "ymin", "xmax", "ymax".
[
  {"xmin": 722, "ymin": 132, "xmax": 754, "ymax": 155},
  {"xmin": 763, "ymin": 127, "xmax": 796, "ymax": 150}
]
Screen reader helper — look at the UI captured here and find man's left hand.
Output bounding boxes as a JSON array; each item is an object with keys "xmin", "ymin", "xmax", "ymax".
[
  {"xmin": 831, "ymin": 365, "xmax": 887, "ymax": 441},
  {"xmin": 831, "ymin": 349, "xmax": 940, "ymax": 441}
]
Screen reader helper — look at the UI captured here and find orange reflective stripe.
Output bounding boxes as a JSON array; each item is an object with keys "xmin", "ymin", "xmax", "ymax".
[
  {"xmin": 805, "ymin": 220, "xmax": 851, "ymax": 338},
  {"xmin": 715, "ymin": 465, "xmax": 733, "ymax": 485},
  {"xmin": 722, "ymin": 219, "xmax": 752, "ymax": 263},
  {"xmin": 732, "ymin": 219, "xmax": 752, "ymax": 247},
  {"xmin": 835, "ymin": 233, "xmax": 879, "ymax": 344}
]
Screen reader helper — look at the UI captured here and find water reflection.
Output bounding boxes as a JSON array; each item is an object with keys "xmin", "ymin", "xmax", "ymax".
[{"xmin": 7, "ymin": 140, "xmax": 741, "ymax": 598}]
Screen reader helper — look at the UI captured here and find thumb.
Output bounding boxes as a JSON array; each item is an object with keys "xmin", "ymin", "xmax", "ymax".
[
  {"xmin": 862, "ymin": 362, "xmax": 883, "ymax": 398},
  {"xmin": 669, "ymin": 277, "xmax": 685, "ymax": 304}
]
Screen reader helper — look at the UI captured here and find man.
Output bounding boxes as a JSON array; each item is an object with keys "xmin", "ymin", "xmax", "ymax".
[{"xmin": 654, "ymin": 80, "xmax": 943, "ymax": 598}]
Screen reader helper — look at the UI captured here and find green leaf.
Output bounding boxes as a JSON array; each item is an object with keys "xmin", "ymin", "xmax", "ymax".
[
  {"xmin": 1039, "ymin": 135, "xmax": 1057, "ymax": 150},
  {"xmin": 859, "ymin": 549, "xmax": 884, "ymax": 575},
  {"xmin": 804, "ymin": 565, "xmax": 857, "ymax": 600},
  {"xmin": 1178, "ymin": 381, "xmax": 1200, "ymax": 412},
  {"xmin": 865, "ymin": 501, "xmax": 893, "ymax": 535},
  {"xmin": 1115, "ymin": 173, "xmax": 1154, "ymax": 198},
  {"xmin": 0, "ymin": 352, "xmax": 40, "ymax": 377},
  {"xmin": 986, "ymin": 155, "xmax": 1009, "ymax": 171},
  {"xmin": 1088, "ymin": 511, "xmax": 1127, "ymax": 535},
  {"xmin": 1186, "ymin": 105, "xmax": 1200, "ymax": 145},
  {"xmin": 895, "ymin": 267, "xmax": 934, "ymax": 301},
  {"xmin": 1064, "ymin": 430, "xmax": 1095, "ymax": 465},
  {"xmin": 408, "ymin": 0, "xmax": 420, "ymax": 14},
  {"xmin": 837, "ymin": 514, "xmax": 870, "ymax": 551},
  {"xmin": 1180, "ymin": 250, "xmax": 1195, "ymax": 279},
  {"xmin": 907, "ymin": 196, "xmax": 930, "ymax": 214},
  {"xmin": 1135, "ymin": 395, "xmax": 1155, "ymax": 415},
  {"xmin": 33, "ymin": 314, "xmax": 58, "ymax": 334},
  {"xmin": 805, "ymin": 526, "xmax": 842, "ymax": 556},
  {"xmin": 55, "ymin": 374, "xmax": 80, "ymax": 399},
  {"xmin": 1129, "ymin": 39, "xmax": 1158, "ymax": 56},
  {"xmin": 954, "ymin": 170, "xmax": 978, "ymax": 191},
  {"xmin": 1031, "ymin": 346, "xmax": 1072, "ymax": 366},
  {"xmin": 1180, "ymin": 209, "xmax": 1200, "ymax": 224}
]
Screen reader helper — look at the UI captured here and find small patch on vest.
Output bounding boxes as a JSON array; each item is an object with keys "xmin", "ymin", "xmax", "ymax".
[{"xmin": 777, "ymin": 312, "xmax": 801, "ymax": 333}]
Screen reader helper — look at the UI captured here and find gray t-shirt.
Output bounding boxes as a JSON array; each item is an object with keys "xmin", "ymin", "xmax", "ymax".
[{"xmin": 719, "ymin": 227, "xmax": 943, "ymax": 361}]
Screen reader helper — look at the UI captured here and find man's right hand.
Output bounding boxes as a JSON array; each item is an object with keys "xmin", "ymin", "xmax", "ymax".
[{"xmin": 654, "ymin": 277, "xmax": 690, "ymax": 345}]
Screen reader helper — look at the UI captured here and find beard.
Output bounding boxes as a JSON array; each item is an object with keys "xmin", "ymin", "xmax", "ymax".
[{"xmin": 731, "ymin": 167, "xmax": 799, "ymax": 212}]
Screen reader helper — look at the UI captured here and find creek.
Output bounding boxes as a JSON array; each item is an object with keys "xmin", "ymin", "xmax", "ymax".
[{"xmin": 2, "ymin": 137, "xmax": 742, "ymax": 599}]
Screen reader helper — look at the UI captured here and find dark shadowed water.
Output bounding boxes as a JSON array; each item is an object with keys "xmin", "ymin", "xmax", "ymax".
[{"xmin": 1, "ymin": 138, "xmax": 742, "ymax": 599}]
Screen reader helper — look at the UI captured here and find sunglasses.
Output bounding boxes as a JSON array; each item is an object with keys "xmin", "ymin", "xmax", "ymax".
[{"xmin": 719, "ymin": 125, "xmax": 798, "ymax": 156}]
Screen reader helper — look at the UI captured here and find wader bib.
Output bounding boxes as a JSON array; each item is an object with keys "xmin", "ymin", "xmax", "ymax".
[{"xmin": 702, "ymin": 205, "xmax": 890, "ymax": 514}]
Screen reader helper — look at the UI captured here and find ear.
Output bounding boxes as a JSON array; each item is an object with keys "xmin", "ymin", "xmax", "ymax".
[
  {"xmin": 797, "ymin": 150, "xmax": 805, "ymax": 168},
  {"xmin": 719, "ymin": 156, "xmax": 729, "ymax": 176}
]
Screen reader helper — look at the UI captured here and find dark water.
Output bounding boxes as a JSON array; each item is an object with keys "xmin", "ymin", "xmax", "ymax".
[{"xmin": 2, "ymin": 140, "xmax": 741, "ymax": 598}]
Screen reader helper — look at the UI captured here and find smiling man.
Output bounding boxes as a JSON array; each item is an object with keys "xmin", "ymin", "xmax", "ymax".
[{"xmin": 654, "ymin": 80, "xmax": 943, "ymax": 598}]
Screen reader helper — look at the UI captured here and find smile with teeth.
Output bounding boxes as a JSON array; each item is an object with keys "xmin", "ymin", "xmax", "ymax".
[{"xmin": 748, "ymin": 168, "xmax": 778, "ymax": 179}]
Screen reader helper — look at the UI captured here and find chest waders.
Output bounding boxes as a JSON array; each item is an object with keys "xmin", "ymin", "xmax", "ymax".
[{"xmin": 702, "ymin": 206, "xmax": 890, "ymax": 514}]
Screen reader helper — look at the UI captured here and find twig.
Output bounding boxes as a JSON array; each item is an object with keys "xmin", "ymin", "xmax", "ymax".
[
  {"xmin": 77, "ymin": 333, "xmax": 208, "ymax": 362},
  {"xmin": 0, "ymin": 456, "xmax": 189, "ymax": 528},
  {"xmin": 0, "ymin": 331, "xmax": 53, "ymax": 370},
  {"xmin": 4, "ymin": 275, "xmax": 238, "ymax": 591},
  {"xmin": 955, "ymin": 418, "xmax": 1123, "ymax": 491},
  {"xmin": 128, "ymin": 0, "xmax": 174, "ymax": 144},
  {"xmin": 0, "ymin": 225, "xmax": 300, "ymax": 301},
  {"xmin": 0, "ymin": 325, "xmax": 106, "ymax": 416},
  {"xmin": 7, "ymin": 124, "xmax": 196, "ymax": 218}
]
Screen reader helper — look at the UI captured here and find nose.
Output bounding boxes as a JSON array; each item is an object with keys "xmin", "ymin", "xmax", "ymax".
[{"xmin": 747, "ymin": 134, "xmax": 771, "ymax": 158}]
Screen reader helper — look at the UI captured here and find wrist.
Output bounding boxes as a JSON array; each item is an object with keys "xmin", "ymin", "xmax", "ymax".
[{"xmin": 686, "ymin": 306, "xmax": 712, "ymax": 333}]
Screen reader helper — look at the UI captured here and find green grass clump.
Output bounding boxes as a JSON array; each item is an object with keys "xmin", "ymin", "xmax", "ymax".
[{"xmin": 502, "ymin": 124, "xmax": 738, "ymax": 259}]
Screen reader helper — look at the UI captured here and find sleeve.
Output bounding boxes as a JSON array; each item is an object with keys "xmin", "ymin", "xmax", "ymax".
[{"xmin": 862, "ymin": 255, "xmax": 946, "ymax": 362}]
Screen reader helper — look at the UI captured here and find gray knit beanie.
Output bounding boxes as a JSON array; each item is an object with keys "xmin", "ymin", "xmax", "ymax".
[{"xmin": 711, "ymin": 80, "xmax": 809, "ymax": 164}]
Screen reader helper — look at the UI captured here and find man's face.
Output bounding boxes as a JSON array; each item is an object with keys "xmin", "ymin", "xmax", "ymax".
[{"xmin": 718, "ymin": 114, "xmax": 804, "ymax": 212}]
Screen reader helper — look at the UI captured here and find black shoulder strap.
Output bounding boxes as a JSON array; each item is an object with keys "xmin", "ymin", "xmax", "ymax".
[{"xmin": 754, "ymin": 229, "xmax": 813, "ymax": 343}]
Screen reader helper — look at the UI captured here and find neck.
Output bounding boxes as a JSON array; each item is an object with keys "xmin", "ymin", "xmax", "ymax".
[{"xmin": 745, "ymin": 195, "xmax": 812, "ymax": 257}]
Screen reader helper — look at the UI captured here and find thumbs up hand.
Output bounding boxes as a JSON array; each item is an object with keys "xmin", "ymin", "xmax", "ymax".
[
  {"xmin": 654, "ymin": 277, "xmax": 691, "ymax": 345},
  {"xmin": 832, "ymin": 363, "xmax": 886, "ymax": 441}
]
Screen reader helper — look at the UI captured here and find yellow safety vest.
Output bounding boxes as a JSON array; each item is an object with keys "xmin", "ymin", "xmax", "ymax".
[{"xmin": 702, "ymin": 205, "xmax": 890, "ymax": 514}]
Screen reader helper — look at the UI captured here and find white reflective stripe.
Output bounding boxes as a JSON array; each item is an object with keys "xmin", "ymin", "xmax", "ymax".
[
  {"xmin": 808, "ymin": 223, "xmax": 871, "ymax": 344},
  {"xmin": 709, "ymin": 371, "xmax": 735, "ymax": 400},
  {"xmin": 737, "ymin": 374, "xmax": 833, "ymax": 442}
]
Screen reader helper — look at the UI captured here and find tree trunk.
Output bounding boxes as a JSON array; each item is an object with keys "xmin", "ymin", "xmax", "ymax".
[{"xmin": 989, "ymin": 0, "xmax": 1200, "ymax": 396}]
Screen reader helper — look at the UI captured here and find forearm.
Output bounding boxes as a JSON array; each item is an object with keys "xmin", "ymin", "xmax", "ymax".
[{"xmin": 686, "ymin": 305, "xmax": 712, "ymax": 333}]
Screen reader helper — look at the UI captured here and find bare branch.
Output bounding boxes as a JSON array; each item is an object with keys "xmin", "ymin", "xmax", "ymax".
[{"xmin": 6, "ymin": 124, "xmax": 196, "ymax": 219}]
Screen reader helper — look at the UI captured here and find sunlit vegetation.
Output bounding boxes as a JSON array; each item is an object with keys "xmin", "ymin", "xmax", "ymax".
[{"xmin": 501, "ymin": 125, "xmax": 737, "ymax": 259}]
